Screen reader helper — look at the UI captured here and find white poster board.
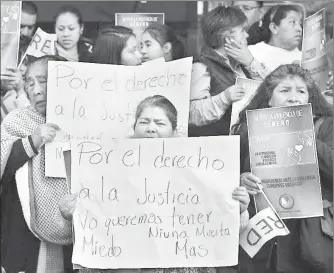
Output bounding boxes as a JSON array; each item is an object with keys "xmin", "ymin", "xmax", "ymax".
[
  {"xmin": 46, "ymin": 57, "xmax": 193, "ymax": 178},
  {"xmin": 70, "ymin": 136, "xmax": 240, "ymax": 269}
]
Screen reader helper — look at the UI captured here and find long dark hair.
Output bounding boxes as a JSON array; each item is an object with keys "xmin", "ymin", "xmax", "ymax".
[
  {"xmin": 92, "ymin": 26, "xmax": 135, "ymax": 65},
  {"xmin": 251, "ymin": 4, "xmax": 303, "ymax": 45},
  {"xmin": 143, "ymin": 23, "xmax": 186, "ymax": 60},
  {"xmin": 232, "ymin": 64, "xmax": 333, "ymax": 141}
]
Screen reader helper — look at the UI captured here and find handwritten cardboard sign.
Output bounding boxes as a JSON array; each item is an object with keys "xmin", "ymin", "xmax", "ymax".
[
  {"xmin": 70, "ymin": 136, "xmax": 240, "ymax": 269},
  {"xmin": 301, "ymin": 8, "xmax": 329, "ymax": 92},
  {"xmin": 247, "ymin": 104, "xmax": 323, "ymax": 219},
  {"xmin": 115, "ymin": 13, "xmax": 164, "ymax": 40},
  {"xmin": 1, "ymin": 1, "xmax": 21, "ymax": 71},
  {"xmin": 230, "ymin": 78, "xmax": 262, "ymax": 132},
  {"xmin": 46, "ymin": 57, "xmax": 193, "ymax": 177},
  {"xmin": 18, "ymin": 27, "xmax": 57, "ymax": 68}
]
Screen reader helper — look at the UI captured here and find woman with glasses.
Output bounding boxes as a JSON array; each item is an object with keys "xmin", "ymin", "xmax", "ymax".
[{"xmin": 232, "ymin": 1, "xmax": 265, "ymax": 45}]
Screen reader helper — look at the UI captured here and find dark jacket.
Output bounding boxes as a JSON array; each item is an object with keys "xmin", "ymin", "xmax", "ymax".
[
  {"xmin": 247, "ymin": 21, "xmax": 263, "ymax": 46},
  {"xmin": 55, "ymin": 39, "xmax": 93, "ymax": 63},
  {"xmin": 78, "ymin": 39, "xmax": 94, "ymax": 62},
  {"xmin": 1, "ymin": 138, "xmax": 40, "ymax": 272},
  {"xmin": 1, "ymin": 138, "xmax": 74, "ymax": 273},
  {"xmin": 188, "ymin": 47, "xmax": 251, "ymax": 137}
]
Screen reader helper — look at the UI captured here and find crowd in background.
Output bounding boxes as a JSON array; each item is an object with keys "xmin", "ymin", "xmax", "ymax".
[{"xmin": 0, "ymin": 1, "xmax": 333, "ymax": 273}]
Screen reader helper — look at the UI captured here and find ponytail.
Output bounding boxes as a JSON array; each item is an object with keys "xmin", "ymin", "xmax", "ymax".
[{"xmin": 256, "ymin": 5, "xmax": 303, "ymax": 44}]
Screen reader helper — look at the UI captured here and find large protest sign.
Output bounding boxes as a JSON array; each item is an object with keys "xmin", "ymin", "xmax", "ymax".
[
  {"xmin": 46, "ymin": 57, "xmax": 193, "ymax": 177},
  {"xmin": 1, "ymin": 1, "xmax": 21, "ymax": 71},
  {"xmin": 18, "ymin": 27, "xmax": 57, "ymax": 68},
  {"xmin": 240, "ymin": 189, "xmax": 289, "ymax": 258},
  {"xmin": 70, "ymin": 136, "xmax": 240, "ymax": 269},
  {"xmin": 230, "ymin": 78, "xmax": 262, "ymax": 132},
  {"xmin": 301, "ymin": 8, "xmax": 329, "ymax": 93},
  {"xmin": 115, "ymin": 13, "xmax": 164, "ymax": 40},
  {"xmin": 247, "ymin": 104, "xmax": 323, "ymax": 219}
]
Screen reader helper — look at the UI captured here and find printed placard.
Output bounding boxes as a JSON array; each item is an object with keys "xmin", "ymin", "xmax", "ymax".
[
  {"xmin": 115, "ymin": 13, "xmax": 164, "ymax": 40},
  {"xmin": 247, "ymin": 104, "xmax": 323, "ymax": 219},
  {"xmin": 301, "ymin": 8, "xmax": 329, "ymax": 92}
]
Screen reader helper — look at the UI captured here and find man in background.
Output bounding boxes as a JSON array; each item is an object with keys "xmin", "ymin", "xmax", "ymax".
[
  {"xmin": 20, "ymin": 1, "xmax": 38, "ymax": 39},
  {"xmin": 0, "ymin": 2, "xmax": 37, "ymax": 122},
  {"xmin": 232, "ymin": 1, "xmax": 265, "ymax": 45}
]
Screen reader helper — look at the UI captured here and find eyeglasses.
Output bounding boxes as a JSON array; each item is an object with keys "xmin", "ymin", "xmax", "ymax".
[{"xmin": 234, "ymin": 5, "xmax": 260, "ymax": 11}]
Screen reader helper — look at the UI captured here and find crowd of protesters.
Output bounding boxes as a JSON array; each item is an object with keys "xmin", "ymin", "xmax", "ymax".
[{"xmin": 1, "ymin": 1, "xmax": 333, "ymax": 273}]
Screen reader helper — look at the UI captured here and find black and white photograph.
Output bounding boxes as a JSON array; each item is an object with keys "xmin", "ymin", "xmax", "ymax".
[{"xmin": 1, "ymin": 1, "xmax": 333, "ymax": 273}]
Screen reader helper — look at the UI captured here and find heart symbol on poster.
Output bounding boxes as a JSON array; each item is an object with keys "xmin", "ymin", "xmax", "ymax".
[
  {"xmin": 3, "ymin": 17, "xmax": 9, "ymax": 23},
  {"xmin": 295, "ymin": 145, "xmax": 303, "ymax": 152}
]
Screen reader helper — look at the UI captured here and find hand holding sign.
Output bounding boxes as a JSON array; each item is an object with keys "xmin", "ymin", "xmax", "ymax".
[
  {"xmin": 239, "ymin": 188, "xmax": 290, "ymax": 258},
  {"xmin": 239, "ymin": 206, "xmax": 290, "ymax": 258},
  {"xmin": 225, "ymin": 85, "xmax": 245, "ymax": 103},
  {"xmin": 31, "ymin": 123, "xmax": 61, "ymax": 150},
  {"xmin": 232, "ymin": 186, "xmax": 250, "ymax": 213},
  {"xmin": 1, "ymin": 67, "xmax": 23, "ymax": 92},
  {"xmin": 59, "ymin": 192, "xmax": 79, "ymax": 221},
  {"xmin": 240, "ymin": 172, "xmax": 262, "ymax": 195},
  {"xmin": 70, "ymin": 136, "xmax": 240, "ymax": 269}
]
